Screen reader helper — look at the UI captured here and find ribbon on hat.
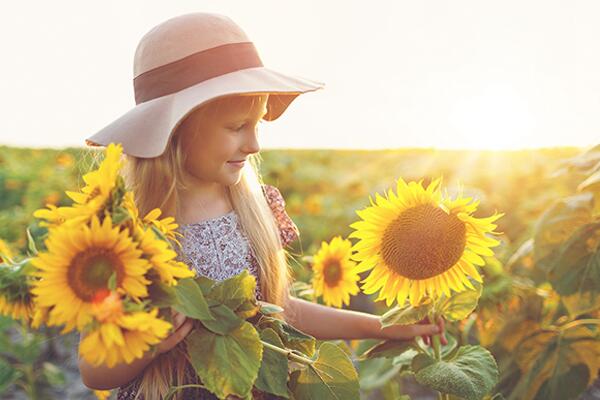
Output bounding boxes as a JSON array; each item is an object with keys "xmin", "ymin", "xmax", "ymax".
[{"xmin": 133, "ymin": 42, "xmax": 264, "ymax": 104}]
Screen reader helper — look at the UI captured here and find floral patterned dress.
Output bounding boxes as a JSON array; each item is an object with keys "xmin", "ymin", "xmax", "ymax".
[{"xmin": 116, "ymin": 185, "xmax": 299, "ymax": 400}]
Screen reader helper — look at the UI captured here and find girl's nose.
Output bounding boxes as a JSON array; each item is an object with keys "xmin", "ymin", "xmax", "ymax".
[{"xmin": 243, "ymin": 129, "xmax": 261, "ymax": 155}]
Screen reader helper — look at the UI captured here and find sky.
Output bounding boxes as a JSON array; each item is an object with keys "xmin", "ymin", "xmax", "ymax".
[{"xmin": 0, "ymin": 1, "xmax": 598, "ymax": 151}]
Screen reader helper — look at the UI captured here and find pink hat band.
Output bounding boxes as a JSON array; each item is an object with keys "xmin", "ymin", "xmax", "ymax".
[{"xmin": 134, "ymin": 42, "xmax": 263, "ymax": 104}]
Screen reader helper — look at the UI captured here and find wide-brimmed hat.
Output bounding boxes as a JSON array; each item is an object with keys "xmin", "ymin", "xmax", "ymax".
[{"xmin": 84, "ymin": 12, "xmax": 325, "ymax": 158}]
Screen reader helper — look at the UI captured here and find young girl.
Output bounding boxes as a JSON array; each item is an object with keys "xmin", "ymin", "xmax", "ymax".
[{"xmin": 78, "ymin": 12, "xmax": 447, "ymax": 400}]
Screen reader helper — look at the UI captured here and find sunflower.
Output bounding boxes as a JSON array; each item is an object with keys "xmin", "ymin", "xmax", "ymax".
[
  {"xmin": 136, "ymin": 227, "xmax": 195, "ymax": 286},
  {"xmin": 0, "ymin": 257, "xmax": 36, "ymax": 322},
  {"xmin": 32, "ymin": 203, "xmax": 94, "ymax": 229},
  {"xmin": 66, "ymin": 142, "xmax": 124, "ymax": 206},
  {"xmin": 143, "ymin": 207, "xmax": 184, "ymax": 248},
  {"xmin": 30, "ymin": 214, "xmax": 152, "ymax": 333},
  {"xmin": 79, "ymin": 292, "xmax": 171, "ymax": 367},
  {"xmin": 33, "ymin": 143, "xmax": 125, "ymax": 229},
  {"xmin": 93, "ymin": 390, "xmax": 112, "ymax": 400},
  {"xmin": 349, "ymin": 177, "xmax": 503, "ymax": 307},
  {"xmin": 311, "ymin": 236, "xmax": 361, "ymax": 308},
  {"xmin": 0, "ymin": 293, "xmax": 34, "ymax": 322}
]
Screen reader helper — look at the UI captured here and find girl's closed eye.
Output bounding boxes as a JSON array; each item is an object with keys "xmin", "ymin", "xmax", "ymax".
[{"xmin": 231, "ymin": 120, "xmax": 263, "ymax": 131}]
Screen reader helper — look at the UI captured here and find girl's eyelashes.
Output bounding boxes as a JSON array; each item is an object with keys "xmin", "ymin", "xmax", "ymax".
[{"xmin": 231, "ymin": 120, "xmax": 263, "ymax": 131}]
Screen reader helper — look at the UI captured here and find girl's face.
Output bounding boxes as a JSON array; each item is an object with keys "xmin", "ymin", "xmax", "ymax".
[{"xmin": 177, "ymin": 95, "xmax": 268, "ymax": 189}]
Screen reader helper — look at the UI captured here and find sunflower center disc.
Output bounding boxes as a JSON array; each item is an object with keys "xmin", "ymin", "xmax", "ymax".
[
  {"xmin": 68, "ymin": 248, "xmax": 124, "ymax": 302},
  {"xmin": 323, "ymin": 260, "xmax": 342, "ymax": 287},
  {"xmin": 380, "ymin": 203, "xmax": 466, "ymax": 279}
]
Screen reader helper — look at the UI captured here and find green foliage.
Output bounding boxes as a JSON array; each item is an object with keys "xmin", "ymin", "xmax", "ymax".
[
  {"xmin": 380, "ymin": 299, "xmax": 433, "ymax": 327},
  {"xmin": 411, "ymin": 345, "xmax": 499, "ymax": 400},
  {"xmin": 255, "ymin": 328, "xmax": 289, "ymax": 398},
  {"xmin": 436, "ymin": 280, "xmax": 483, "ymax": 321},
  {"xmin": 289, "ymin": 342, "xmax": 360, "ymax": 400},
  {"xmin": 187, "ymin": 322, "xmax": 263, "ymax": 399},
  {"xmin": 172, "ymin": 277, "xmax": 214, "ymax": 321}
]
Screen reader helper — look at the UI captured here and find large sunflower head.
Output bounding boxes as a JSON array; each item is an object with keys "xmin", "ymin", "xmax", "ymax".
[
  {"xmin": 311, "ymin": 236, "xmax": 361, "ymax": 308},
  {"xmin": 30, "ymin": 214, "xmax": 152, "ymax": 333},
  {"xmin": 349, "ymin": 177, "xmax": 504, "ymax": 307}
]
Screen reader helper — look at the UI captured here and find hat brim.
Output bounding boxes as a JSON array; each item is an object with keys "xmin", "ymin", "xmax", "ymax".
[{"xmin": 84, "ymin": 66, "xmax": 325, "ymax": 158}]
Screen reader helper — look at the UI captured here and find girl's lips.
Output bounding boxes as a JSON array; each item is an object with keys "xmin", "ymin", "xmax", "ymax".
[{"xmin": 227, "ymin": 160, "xmax": 245, "ymax": 168}]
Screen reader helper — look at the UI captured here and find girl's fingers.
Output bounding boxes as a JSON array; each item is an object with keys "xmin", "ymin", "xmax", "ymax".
[{"xmin": 411, "ymin": 324, "xmax": 440, "ymax": 337}]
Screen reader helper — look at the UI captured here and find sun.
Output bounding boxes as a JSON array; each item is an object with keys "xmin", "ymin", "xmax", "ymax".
[{"xmin": 349, "ymin": 176, "xmax": 504, "ymax": 307}]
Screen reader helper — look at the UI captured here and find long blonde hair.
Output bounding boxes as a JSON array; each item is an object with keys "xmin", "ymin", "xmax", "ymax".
[{"xmin": 103, "ymin": 94, "xmax": 295, "ymax": 399}]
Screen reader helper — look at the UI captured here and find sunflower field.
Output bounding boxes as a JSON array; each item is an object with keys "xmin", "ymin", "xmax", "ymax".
[{"xmin": 0, "ymin": 143, "xmax": 598, "ymax": 400}]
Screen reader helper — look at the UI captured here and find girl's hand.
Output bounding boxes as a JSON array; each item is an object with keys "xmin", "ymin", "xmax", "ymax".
[
  {"xmin": 155, "ymin": 308, "xmax": 194, "ymax": 356},
  {"xmin": 380, "ymin": 315, "xmax": 448, "ymax": 347},
  {"xmin": 417, "ymin": 315, "xmax": 448, "ymax": 347}
]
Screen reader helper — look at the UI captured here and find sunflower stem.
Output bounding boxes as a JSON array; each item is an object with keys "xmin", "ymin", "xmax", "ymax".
[
  {"xmin": 430, "ymin": 312, "xmax": 448, "ymax": 400},
  {"xmin": 261, "ymin": 340, "xmax": 315, "ymax": 365}
]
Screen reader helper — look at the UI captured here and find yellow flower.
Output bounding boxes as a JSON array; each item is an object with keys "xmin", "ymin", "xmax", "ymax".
[
  {"xmin": 311, "ymin": 236, "xmax": 360, "ymax": 308},
  {"xmin": 0, "ymin": 293, "xmax": 34, "ymax": 322},
  {"xmin": 137, "ymin": 227, "xmax": 195, "ymax": 286},
  {"xmin": 79, "ymin": 306, "xmax": 171, "ymax": 368},
  {"xmin": 143, "ymin": 207, "xmax": 184, "ymax": 248},
  {"xmin": 56, "ymin": 153, "xmax": 74, "ymax": 168},
  {"xmin": 33, "ymin": 203, "xmax": 80, "ymax": 228},
  {"xmin": 0, "ymin": 238, "xmax": 14, "ymax": 264},
  {"xmin": 349, "ymin": 177, "xmax": 504, "ymax": 307},
  {"xmin": 66, "ymin": 142, "xmax": 124, "ymax": 207},
  {"xmin": 93, "ymin": 390, "xmax": 112, "ymax": 400},
  {"xmin": 30, "ymin": 214, "xmax": 152, "ymax": 333}
]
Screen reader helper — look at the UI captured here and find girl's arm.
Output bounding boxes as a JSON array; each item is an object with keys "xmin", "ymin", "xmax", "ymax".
[
  {"xmin": 78, "ymin": 340, "xmax": 157, "ymax": 390},
  {"xmin": 78, "ymin": 308, "xmax": 194, "ymax": 390},
  {"xmin": 284, "ymin": 296, "xmax": 446, "ymax": 342}
]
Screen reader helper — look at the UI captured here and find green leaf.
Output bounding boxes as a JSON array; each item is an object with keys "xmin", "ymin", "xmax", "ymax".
[
  {"xmin": 510, "ymin": 324, "xmax": 600, "ymax": 400},
  {"xmin": 255, "ymin": 328, "xmax": 289, "ymax": 398},
  {"xmin": 380, "ymin": 299, "xmax": 433, "ymax": 327},
  {"xmin": 0, "ymin": 358, "xmax": 22, "ymax": 394},
  {"xmin": 194, "ymin": 275, "xmax": 215, "ymax": 295},
  {"xmin": 358, "ymin": 338, "xmax": 417, "ymax": 360},
  {"xmin": 42, "ymin": 361, "xmax": 66, "ymax": 386},
  {"xmin": 547, "ymin": 222, "xmax": 600, "ymax": 296},
  {"xmin": 107, "ymin": 271, "xmax": 117, "ymax": 291},
  {"xmin": 236, "ymin": 300, "xmax": 259, "ymax": 319},
  {"xmin": 259, "ymin": 301, "xmax": 285, "ymax": 315},
  {"xmin": 208, "ymin": 269, "xmax": 257, "ymax": 311},
  {"xmin": 202, "ymin": 304, "xmax": 244, "ymax": 335},
  {"xmin": 186, "ymin": 321, "xmax": 263, "ymax": 399},
  {"xmin": 411, "ymin": 345, "xmax": 499, "ymax": 400},
  {"xmin": 111, "ymin": 205, "xmax": 131, "ymax": 225},
  {"xmin": 173, "ymin": 278, "xmax": 214, "ymax": 321},
  {"xmin": 258, "ymin": 317, "xmax": 316, "ymax": 358},
  {"xmin": 147, "ymin": 281, "xmax": 177, "ymax": 308},
  {"xmin": 534, "ymin": 193, "xmax": 594, "ymax": 269},
  {"xmin": 26, "ymin": 227, "xmax": 38, "ymax": 256},
  {"xmin": 358, "ymin": 357, "xmax": 403, "ymax": 391},
  {"xmin": 437, "ymin": 280, "xmax": 483, "ymax": 321},
  {"xmin": 289, "ymin": 342, "xmax": 360, "ymax": 400}
]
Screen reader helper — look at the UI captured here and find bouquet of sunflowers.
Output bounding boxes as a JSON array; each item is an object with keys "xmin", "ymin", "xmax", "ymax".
[{"xmin": 26, "ymin": 142, "xmax": 196, "ymax": 367}]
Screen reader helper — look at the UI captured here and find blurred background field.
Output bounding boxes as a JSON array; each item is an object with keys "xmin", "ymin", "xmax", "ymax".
[{"xmin": 1, "ymin": 144, "xmax": 599, "ymax": 399}]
